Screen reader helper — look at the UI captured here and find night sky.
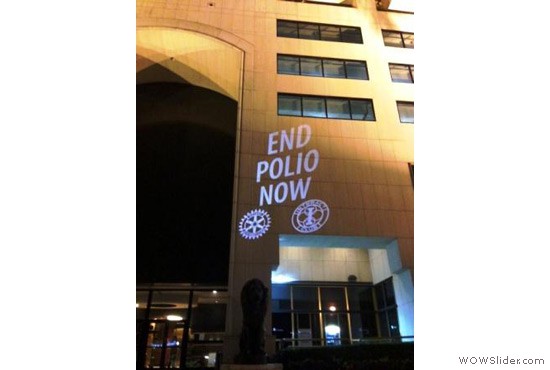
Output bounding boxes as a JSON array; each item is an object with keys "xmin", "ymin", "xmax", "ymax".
[{"xmin": 136, "ymin": 80, "xmax": 237, "ymax": 284}]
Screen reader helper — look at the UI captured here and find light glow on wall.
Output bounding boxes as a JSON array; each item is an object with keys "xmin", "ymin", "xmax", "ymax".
[
  {"xmin": 271, "ymin": 272, "xmax": 297, "ymax": 284},
  {"xmin": 166, "ymin": 315, "xmax": 183, "ymax": 321},
  {"xmin": 388, "ymin": 0, "xmax": 414, "ymax": 12}
]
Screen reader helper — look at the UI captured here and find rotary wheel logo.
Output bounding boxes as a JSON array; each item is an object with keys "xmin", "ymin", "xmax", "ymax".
[
  {"xmin": 238, "ymin": 209, "xmax": 272, "ymax": 240},
  {"xmin": 292, "ymin": 199, "xmax": 330, "ymax": 233}
]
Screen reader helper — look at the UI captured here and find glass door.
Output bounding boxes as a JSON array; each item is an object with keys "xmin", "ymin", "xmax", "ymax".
[{"xmin": 144, "ymin": 320, "xmax": 186, "ymax": 368}]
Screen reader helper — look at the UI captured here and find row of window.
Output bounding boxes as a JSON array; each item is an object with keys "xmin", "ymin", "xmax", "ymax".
[
  {"xmin": 382, "ymin": 30, "xmax": 414, "ymax": 48},
  {"xmin": 277, "ymin": 20, "xmax": 414, "ymax": 49},
  {"xmin": 278, "ymin": 93, "xmax": 414, "ymax": 123},
  {"xmin": 272, "ymin": 279, "xmax": 400, "ymax": 345},
  {"xmin": 277, "ymin": 20, "xmax": 363, "ymax": 43},
  {"xmin": 277, "ymin": 55, "xmax": 414, "ymax": 83},
  {"xmin": 277, "ymin": 55, "xmax": 369, "ymax": 80}
]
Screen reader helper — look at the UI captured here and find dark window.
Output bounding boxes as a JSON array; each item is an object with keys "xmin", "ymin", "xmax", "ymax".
[
  {"xmin": 320, "ymin": 25, "xmax": 341, "ymax": 41},
  {"xmin": 382, "ymin": 30, "xmax": 414, "ymax": 48},
  {"xmin": 278, "ymin": 55, "xmax": 300, "ymax": 75},
  {"xmin": 326, "ymin": 98, "xmax": 352, "ymax": 119},
  {"xmin": 270, "ymin": 281, "xmax": 400, "ymax": 347},
  {"xmin": 374, "ymin": 278, "xmax": 399, "ymax": 339},
  {"xmin": 345, "ymin": 60, "xmax": 368, "ymax": 80},
  {"xmin": 408, "ymin": 163, "xmax": 414, "ymax": 187},
  {"xmin": 137, "ymin": 288, "xmax": 227, "ymax": 369},
  {"xmin": 350, "ymin": 99, "xmax": 375, "ymax": 121},
  {"xmin": 278, "ymin": 94, "xmax": 375, "ymax": 121},
  {"xmin": 320, "ymin": 287, "xmax": 346, "ymax": 311},
  {"xmin": 340, "ymin": 26, "xmax": 363, "ymax": 43},
  {"xmin": 302, "ymin": 96, "xmax": 326, "ymax": 118},
  {"xmin": 277, "ymin": 55, "xmax": 368, "ymax": 80},
  {"xmin": 293, "ymin": 286, "xmax": 319, "ymax": 311},
  {"xmin": 278, "ymin": 94, "xmax": 302, "ymax": 116},
  {"xmin": 323, "ymin": 59, "xmax": 346, "ymax": 78},
  {"xmin": 272, "ymin": 284, "xmax": 292, "ymax": 312},
  {"xmin": 277, "ymin": 20, "xmax": 299, "ymax": 38},
  {"xmin": 389, "ymin": 63, "xmax": 414, "ymax": 83},
  {"xmin": 300, "ymin": 57, "xmax": 323, "ymax": 76},
  {"xmin": 277, "ymin": 20, "xmax": 363, "ymax": 44},
  {"xmin": 348, "ymin": 286, "xmax": 374, "ymax": 312},
  {"xmin": 299, "ymin": 23, "xmax": 320, "ymax": 40},
  {"xmin": 397, "ymin": 101, "xmax": 414, "ymax": 123},
  {"xmin": 272, "ymin": 313, "xmax": 292, "ymax": 340}
]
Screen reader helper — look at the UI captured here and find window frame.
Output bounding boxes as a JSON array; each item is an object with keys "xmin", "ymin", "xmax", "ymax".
[
  {"xmin": 278, "ymin": 93, "xmax": 376, "ymax": 121},
  {"xmin": 396, "ymin": 101, "xmax": 414, "ymax": 124},
  {"xmin": 277, "ymin": 54, "xmax": 369, "ymax": 80},
  {"xmin": 382, "ymin": 29, "xmax": 414, "ymax": 49},
  {"xmin": 389, "ymin": 63, "xmax": 414, "ymax": 83},
  {"xmin": 277, "ymin": 19, "xmax": 363, "ymax": 44}
]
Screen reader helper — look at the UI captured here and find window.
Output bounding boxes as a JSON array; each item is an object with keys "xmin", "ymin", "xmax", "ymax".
[
  {"xmin": 277, "ymin": 55, "xmax": 300, "ymax": 75},
  {"xmin": 277, "ymin": 20, "xmax": 298, "ymax": 38},
  {"xmin": 302, "ymin": 96, "xmax": 326, "ymax": 118},
  {"xmin": 278, "ymin": 95, "xmax": 302, "ymax": 116},
  {"xmin": 374, "ymin": 278, "xmax": 400, "ymax": 338},
  {"xmin": 136, "ymin": 288, "xmax": 228, "ymax": 369},
  {"xmin": 345, "ymin": 60, "xmax": 369, "ymax": 80},
  {"xmin": 326, "ymin": 98, "xmax": 351, "ymax": 119},
  {"xmin": 397, "ymin": 101, "xmax": 414, "ymax": 123},
  {"xmin": 278, "ymin": 93, "xmax": 375, "ymax": 121},
  {"xmin": 322, "ymin": 59, "xmax": 346, "ymax": 78},
  {"xmin": 389, "ymin": 63, "xmax": 414, "ymax": 83},
  {"xmin": 408, "ymin": 163, "xmax": 414, "ymax": 187},
  {"xmin": 277, "ymin": 54, "xmax": 368, "ymax": 80},
  {"xmin": 382, "ymin": 30, "xmax": 414, "ymax": 48},
  {"xmin": 271, "ymin": 282, "xmax": 398, "ymax": 348},
  {"xmin": 277, "ymin": 20, "xmax": 363, "ymax": 44},
  {"xmin": 300, "ymin": 57, "xmax": 323, "ymax": 76},
  {"xmin": 299, "ymin": 23, "xmax": 320, "ymax": 39}
]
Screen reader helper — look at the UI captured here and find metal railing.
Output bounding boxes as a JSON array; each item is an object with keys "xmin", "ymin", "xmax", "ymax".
[{"xmin": 275, "ymin": 336, "xmax": 414, "ymax": 350}]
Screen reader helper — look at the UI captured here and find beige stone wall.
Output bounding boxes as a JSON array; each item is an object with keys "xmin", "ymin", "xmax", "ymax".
[
  {"xmin": 137, "ymin": 0, "xmax": 414, "ymax": 361},
  {"xmin": 275, "ymin": 246, "xmax": 372, "ymax": 282}
]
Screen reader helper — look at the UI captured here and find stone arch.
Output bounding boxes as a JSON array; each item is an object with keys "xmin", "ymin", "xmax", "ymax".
[{"xmin": 136, "ymin": 18, "xmax": 254, "ymax": 104}]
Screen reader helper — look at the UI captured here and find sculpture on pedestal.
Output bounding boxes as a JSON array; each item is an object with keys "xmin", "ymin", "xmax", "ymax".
[{"xmin": 235, "ymin": 278, "xmax": 268, "ymax": 364}]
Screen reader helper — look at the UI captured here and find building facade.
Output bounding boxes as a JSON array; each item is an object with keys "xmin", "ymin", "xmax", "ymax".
[{"xmin": 136, "ymin": 0, "xmax": 414, "ymax": 368}]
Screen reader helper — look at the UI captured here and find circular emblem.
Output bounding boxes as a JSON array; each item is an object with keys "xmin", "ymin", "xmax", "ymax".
[
  {"xmin": 292, "ymin": 199, "xmax": 330, "ymax": 233},
  {"xmin": 239, "ymin": 209, "xmax": 272, "ymax": 240}
]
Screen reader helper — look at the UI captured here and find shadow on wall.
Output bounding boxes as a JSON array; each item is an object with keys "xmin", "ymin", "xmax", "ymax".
[{"xmin": 137, "ymin": 80, "xmax": 238, "ymax": 284}]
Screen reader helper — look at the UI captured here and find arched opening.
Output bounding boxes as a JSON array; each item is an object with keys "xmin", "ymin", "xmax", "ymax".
[
  {"xmin": 137, "ymin": 81, "xmax": 237, "ymax": 284},
  {"xmin": 136, "ymin": 27, "xmax": 244, "ymax": 369},
  {"xmin": 136, "ymin": 27, "xmax": 244, "ymax": 285}
]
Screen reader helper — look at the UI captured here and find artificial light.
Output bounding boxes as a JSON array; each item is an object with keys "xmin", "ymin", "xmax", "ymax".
[{"xmin": 325, "ymin": 324, "xmax": 341, "ymax": 336}]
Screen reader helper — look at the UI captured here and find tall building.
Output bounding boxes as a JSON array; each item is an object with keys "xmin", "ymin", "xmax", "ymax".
[{"xmin": 136, "ymin": 0, "xmax": 414, "ymax": 368}]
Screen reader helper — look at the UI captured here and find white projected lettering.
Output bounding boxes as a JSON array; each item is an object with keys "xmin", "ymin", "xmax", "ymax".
[
  {"xmin": 257, "ymin": 124, "xmax": 319, "ymax": 206},
  {"xmin": 238, "ymin": 123, "xmax": 329, "ymax": 240}
]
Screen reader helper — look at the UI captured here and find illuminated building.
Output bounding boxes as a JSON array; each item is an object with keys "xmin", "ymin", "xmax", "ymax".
[{"xmin": 136, "ymin": 0, "xmax": 414, "ymax": 368}]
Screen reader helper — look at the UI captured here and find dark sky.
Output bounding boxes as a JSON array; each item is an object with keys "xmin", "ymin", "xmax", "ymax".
[{"xmin": 136, "ymin": 80, "xmax": 237, "ymax": 284}]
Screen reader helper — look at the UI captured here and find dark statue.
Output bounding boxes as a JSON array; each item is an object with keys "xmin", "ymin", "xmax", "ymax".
[{"xmin": 235, "ymin": 278, "xmax": 269, "ymax": 364}]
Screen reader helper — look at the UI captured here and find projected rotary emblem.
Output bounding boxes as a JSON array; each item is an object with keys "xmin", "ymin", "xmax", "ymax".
[
  {"xmin": 238, "ymin": 209, "xmax": 272, "ymax": 240},
  {"xmin": 292, "ymin": 199, "xmax": 330, "ymax": 234}
]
